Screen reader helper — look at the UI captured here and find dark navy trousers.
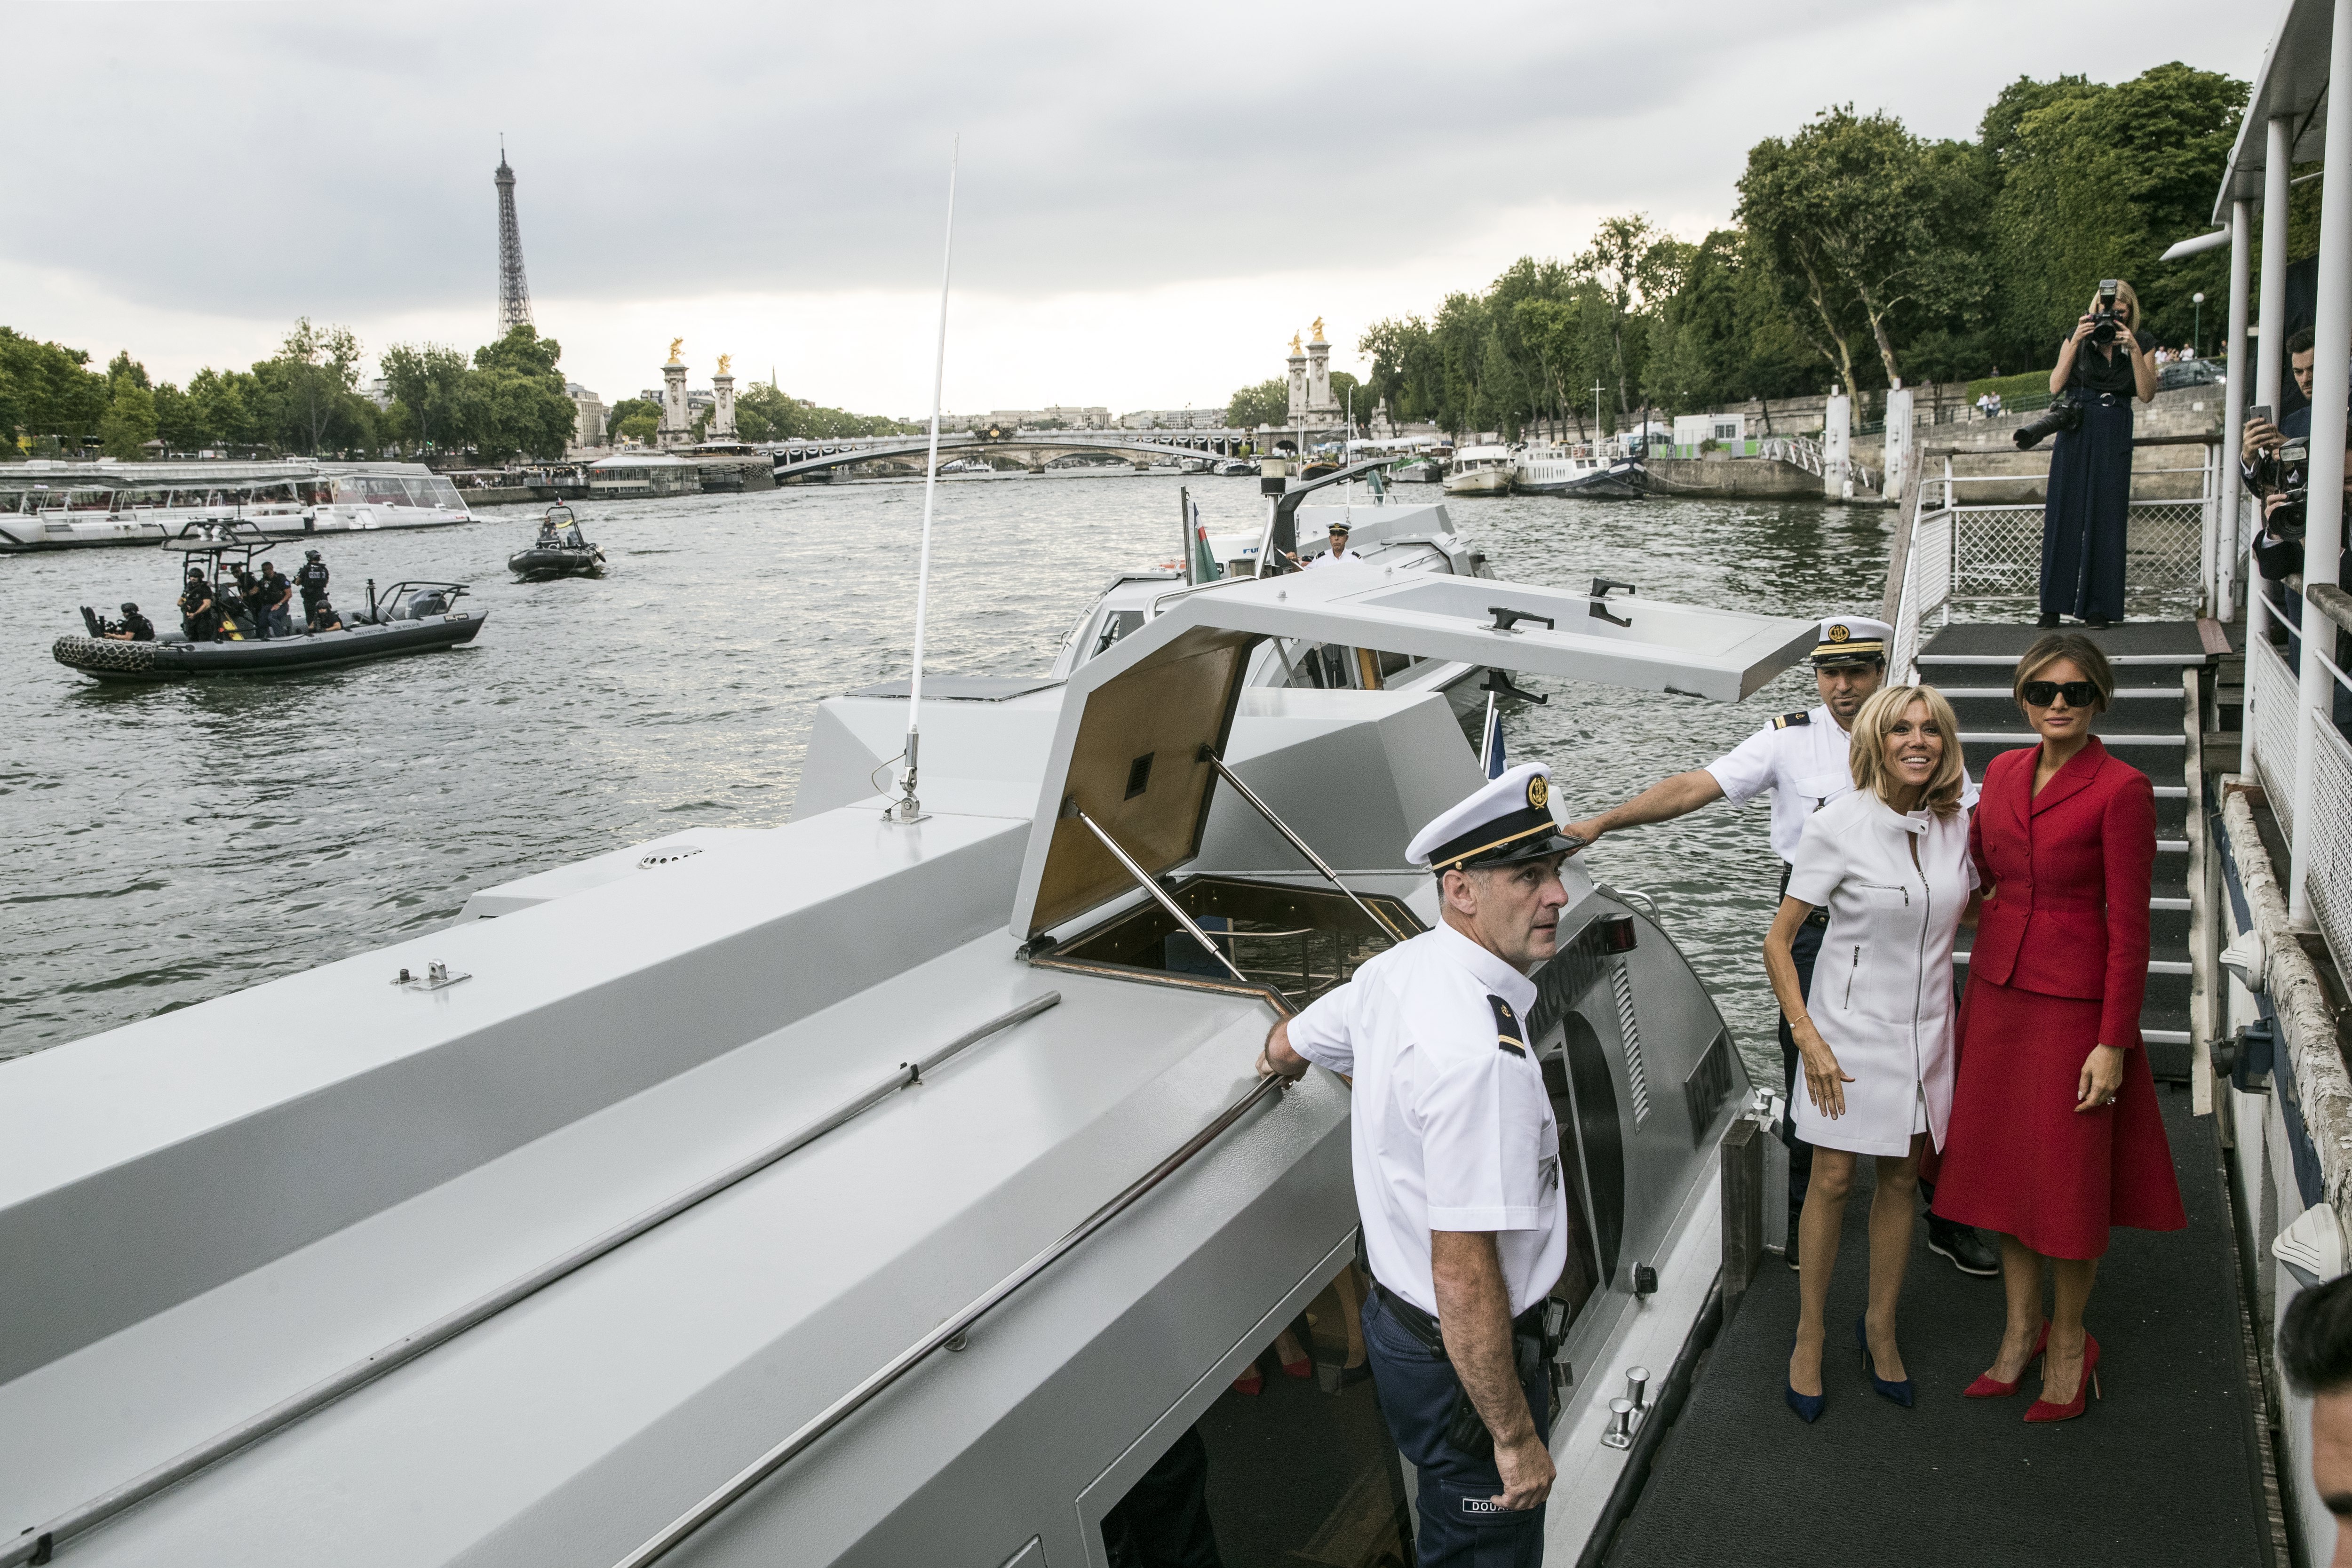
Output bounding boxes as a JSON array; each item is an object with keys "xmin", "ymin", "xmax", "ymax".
[
  {"xmin": 1361, "ymin": 1286, "xmax": 1551, "ymax": 1567},
  {"xmin": 1775, "ymin": 917, "xmax": 1823, "ymax": 1208}
]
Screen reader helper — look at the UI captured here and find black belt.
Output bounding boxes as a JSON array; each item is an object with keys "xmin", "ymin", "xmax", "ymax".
[{"xmin": 1374, "ymin": 1281, "xmax": 1544, "ymax": 1357}]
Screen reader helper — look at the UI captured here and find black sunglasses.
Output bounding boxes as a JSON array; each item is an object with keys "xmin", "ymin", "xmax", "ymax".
[{"xmin": 2020, "ymin": 679, "xmax": 2099, "ymax": 708}]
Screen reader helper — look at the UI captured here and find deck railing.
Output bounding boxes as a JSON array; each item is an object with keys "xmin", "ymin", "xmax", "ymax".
[
  {"xmin": 2249, "ymin": 578, "xmax": 2352, "ymax": 979},
  {"xmin": 1884, "ymin": 434, "xmax": 2225, "ymax": 682}
]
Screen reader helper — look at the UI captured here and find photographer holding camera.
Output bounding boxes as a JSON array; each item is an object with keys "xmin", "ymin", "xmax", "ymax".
[
  {"xmin": 2029, "ymin": 280, "xmax": 2158, "ymax": 629},
  {"xmin": 2253, "ymin": 412, "xmax": 2352, "ymax": 732},
  {"xmin": 2243, "ymin": 327, "xmax": 2317, "ymax": 467}
]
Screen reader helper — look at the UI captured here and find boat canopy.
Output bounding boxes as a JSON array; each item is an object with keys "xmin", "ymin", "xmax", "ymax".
[
  {"xmin": 1009, "ymin": 569, "xmax": 1813, "ymax": 938},
  {"xmin": 2214, "ymin": 0, "xmax": 2333, "ymax": 221}
]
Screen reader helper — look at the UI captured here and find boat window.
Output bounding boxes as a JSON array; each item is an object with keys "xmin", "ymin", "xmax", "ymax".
[
  {"xmin": 1374, "ymin": 649, "xmax": 1417, "ymax": 680},
  {"xmin": 418, "ymin": 475, "xmax": 465, "ymax": 508},
  {"xmin": 1090, "ymin": 609, "xmax": 1144, "ymax": 658},
  {"xmin": 1101, "ymin": 1259, "xmax": 1413, "ymax": 1568}
]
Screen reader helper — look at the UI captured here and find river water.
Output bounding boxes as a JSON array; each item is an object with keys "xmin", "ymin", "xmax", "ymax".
[{"xmin": 0, "ymin": 475, "xmax": 1887, "ymax": 1070}]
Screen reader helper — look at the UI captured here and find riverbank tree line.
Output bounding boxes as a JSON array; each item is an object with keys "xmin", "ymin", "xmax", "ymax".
[
  {"xmin": 1347, "ymin": 64, "xmax": 2254, "ymax": 440},
  {"xmin": 1, "ymin": 321, "xmax": 907, "ymax": 462}
]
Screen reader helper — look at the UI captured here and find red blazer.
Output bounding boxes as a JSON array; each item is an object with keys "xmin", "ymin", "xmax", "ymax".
[{"xmin": 1968, "ymin": 739, "xmax": 2157, "ymax": 1048}]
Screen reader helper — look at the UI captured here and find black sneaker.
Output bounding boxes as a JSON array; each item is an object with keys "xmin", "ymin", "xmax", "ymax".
[
  {"xmin": 2036, "ymin": 612, "xmax": 2059, "ymax": 628},
  {"xmin": 1926, "ymin": 1218, "xmax": 1999, "ymax": 1276}
]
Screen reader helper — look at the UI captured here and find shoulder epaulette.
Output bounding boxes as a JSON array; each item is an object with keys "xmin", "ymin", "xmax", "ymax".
[
  {"xmin": 1772, "ymin": 710, "xmax": 1812, "ymax": 730},
  {"xmin": 1488, "ymin": 995, "xmax": 1526, "ymax": 1058}
]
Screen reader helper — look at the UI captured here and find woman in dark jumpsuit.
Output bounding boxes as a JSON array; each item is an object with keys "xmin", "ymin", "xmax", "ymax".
[{"xmin": 2038, "ymin": 281, "xmax": 2159, "ymax": 628}]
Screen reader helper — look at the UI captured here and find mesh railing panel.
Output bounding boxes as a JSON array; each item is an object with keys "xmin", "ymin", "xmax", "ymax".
[
  {"xmin": 1944, "ymin": 502, "xmax": 2205, "ymax": 620},
  {"xmin": 2249, "ymin": 631, "xmax": 2299, "ymax": 841},
  {"xmin": 2309, "ymin": 719, "xmax": 2352, "ymax": 980}
]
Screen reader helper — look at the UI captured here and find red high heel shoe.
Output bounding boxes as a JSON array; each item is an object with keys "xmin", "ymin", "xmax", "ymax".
[
  {"xmin": 1964, "ymin": 1320, "xmax": 2052, "ymax": 1398},
  {"xmin": 2024, "ymin": 1332, "xmax": 2102, "ymax": 1423},
  {"xmin": 1282, "ymin": 1355, "xmax": 1313, "ymax": 1379},
  {"xmin": 1231, "ymin": 1364, "xmax": 1263, "ymax": 1396}
]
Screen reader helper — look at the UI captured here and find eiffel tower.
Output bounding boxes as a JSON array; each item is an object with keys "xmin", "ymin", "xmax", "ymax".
[{"xmin": 494, "ymin": 139, "xmax": 532, "ymax": 333}]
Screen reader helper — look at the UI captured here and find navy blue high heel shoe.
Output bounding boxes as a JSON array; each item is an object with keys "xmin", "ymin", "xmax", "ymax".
[
  {"xmin": 1786, "ymin": 1336, "xmax": 1826, "ymax": 1423},
  {"xmin": 1855, "ymin": 1315, "xmax": 1915, "ymax": 1408}
]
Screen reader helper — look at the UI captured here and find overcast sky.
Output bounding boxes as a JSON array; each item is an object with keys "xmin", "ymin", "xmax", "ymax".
[{"xmin": 4, "ymin": 1, "xmax": 2256, "ymax": 418}]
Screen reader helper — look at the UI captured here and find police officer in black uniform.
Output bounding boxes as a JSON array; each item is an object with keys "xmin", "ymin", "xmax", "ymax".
[
  {"xmin": 178, "ymin": 570, "xmax": 218, "ymax": 641},
  {"xmin": 255, "ymin": 561, "xmax": 294, "ymax": 638},
  {"xmin": 296, "ymin": 549, "xmax": 331, "ymax": 629},
  {"xmin": 231, "ymin": 563, "xmax": 266, "ymax": 639},
  {"xmin": 103, "ymin": 603, "xmax": 156, "ymax": 641}
]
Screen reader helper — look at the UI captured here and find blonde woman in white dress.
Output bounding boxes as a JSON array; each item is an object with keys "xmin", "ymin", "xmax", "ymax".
[{"xmin": 1765, "ymin": 685, "xmax": 1976, "ymax": 1422}]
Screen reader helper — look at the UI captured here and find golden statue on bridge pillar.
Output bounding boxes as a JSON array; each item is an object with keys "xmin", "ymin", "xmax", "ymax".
[
  {"xmin": 1289, "ymin": 332, "xmax": 1302, "ymax": 355},
  {"xmin": 666, "ymin": 338, "xmax": 684, "ymax": 364},
  {"xmin": 1311, "ymin": 317, "xmax": 1325, "ymax": 342},
  {"xmin": 716, "ymin": 354, "xmax": 732, "ymax": 375}
]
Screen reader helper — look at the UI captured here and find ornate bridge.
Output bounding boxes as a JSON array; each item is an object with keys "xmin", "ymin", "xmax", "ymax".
[{"xmin": 764, "ymin": 429, "xmax": 1256, "ymax": 480}]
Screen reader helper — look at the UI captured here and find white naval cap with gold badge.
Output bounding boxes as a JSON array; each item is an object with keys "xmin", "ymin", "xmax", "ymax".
[
  {"xmin": 1810, "ymin": 614, "xmax": 1891, "ymax": 669},
  {"xmin": 1405, "ymin": 763, "xmax": 1580, "ymax": 873}
]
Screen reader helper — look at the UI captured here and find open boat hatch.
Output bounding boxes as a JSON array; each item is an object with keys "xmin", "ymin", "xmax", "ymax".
[{"xmin": 1010, "ymin": 570, "xmax": 1813, "ymax": 1009}]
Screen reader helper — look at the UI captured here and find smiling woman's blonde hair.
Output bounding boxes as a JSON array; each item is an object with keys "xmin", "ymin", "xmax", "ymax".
[
  {"xmin": 1848, "ymin": 684, "xmax": 1966, "ymax": 818},
  {"xmin": 2085, "ymin": 279, "xmax": 2143, "ymax": 334}
]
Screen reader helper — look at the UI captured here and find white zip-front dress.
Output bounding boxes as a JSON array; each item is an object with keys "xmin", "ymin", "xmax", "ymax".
[{"xmin": 1784, "ymin": 789, "xmax": 1975, "ymax": 1157}]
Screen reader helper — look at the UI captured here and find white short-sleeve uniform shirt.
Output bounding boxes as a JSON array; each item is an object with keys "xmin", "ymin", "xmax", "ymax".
[
  {"xmin": 1287, "ymin": 922, "xmax": 1569, "ymax": 1317},
  {"xmin": 1303, "ymin": 546, "xmax": 1365, "ymax": 571},
  {"xmin": 1705, "ymin": 703, "xmax": 1979, "ymax": 867},
  {"xmin": 1783, "ymin": 790, "xmax": 1976, "ymax": 1157},
  {"xmin": 1703, "ymin": 703, "xmax": 1859, "ymax": 866}
]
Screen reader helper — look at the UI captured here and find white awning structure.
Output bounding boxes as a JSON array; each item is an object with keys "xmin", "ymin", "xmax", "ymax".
[{"xmin": 2214, "ymin": 0, "xmax": 2334, "ymax": 222}]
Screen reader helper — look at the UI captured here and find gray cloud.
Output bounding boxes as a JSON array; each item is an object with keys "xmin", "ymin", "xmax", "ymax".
[{"xmin": 8, "ymin": 0, "xmax": 2247, "ymax": 336}]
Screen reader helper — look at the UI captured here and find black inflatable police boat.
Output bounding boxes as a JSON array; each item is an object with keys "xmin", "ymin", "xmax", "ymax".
[
  {"xmin": 52, "ymin": 523, "xmax": 486, "ymax": 683},
  {"xmin": 507, "ymin": 504, "xmax": 604, "ymax": 581}
]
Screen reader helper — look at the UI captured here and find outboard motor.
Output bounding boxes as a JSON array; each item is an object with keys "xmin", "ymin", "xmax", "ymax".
[{"xmin": 407, "ymin": 589, "xmax": 451, "ymax": 618}]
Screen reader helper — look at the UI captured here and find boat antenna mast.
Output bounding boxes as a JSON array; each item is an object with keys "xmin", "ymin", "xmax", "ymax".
[{"xmin": 891, "ymin": 135, "xmax": 959, "ymax": 825}]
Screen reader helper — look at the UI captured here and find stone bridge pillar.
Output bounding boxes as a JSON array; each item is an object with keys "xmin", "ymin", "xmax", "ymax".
[
  {"xmin": 1823, "ymin": 389, "xmax": 1851, "ymax": 501},
  {"xmin": 710, "ymin": 371, "xmax": 737, "ymax": 440},
  {"xmin": 1881, "ymin": 384, "xmax": 1914, "ymax": 502},
  {"xmin": 660, "ymin": 358, "xmax": 691, "ymax": 450}
]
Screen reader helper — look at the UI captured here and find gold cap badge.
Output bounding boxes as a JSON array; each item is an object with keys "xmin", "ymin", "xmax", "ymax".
[
  {"xmin": 1828, "ymin": 623, "xmax": 1851, "ymax": 642},
  {"xmin": 1526, "ymin": 775, "xmax": 1549, "ymax": 810}
]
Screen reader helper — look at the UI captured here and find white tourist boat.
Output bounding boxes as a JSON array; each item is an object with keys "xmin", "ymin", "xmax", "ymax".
[
  {"xmin": 1514, "ymin": 442, "xmax": 1648, "ymax": 500},
  {"xmin": 0, "ymin": 461, "xmax": 471, "ymax": 552},
  {"xmin": 1441, "ymin": 444, "xmax": 1514, "ymax": 496}
]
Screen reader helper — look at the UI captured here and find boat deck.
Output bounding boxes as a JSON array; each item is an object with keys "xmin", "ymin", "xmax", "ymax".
[{"xmin": 1605, "ymin": 1082, "xmax": 2277, "ymax": 1567}]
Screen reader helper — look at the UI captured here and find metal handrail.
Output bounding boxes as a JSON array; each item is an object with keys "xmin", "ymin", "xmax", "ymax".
[
  {"xmin": 611, "ymin": 1067, "xmax": 1295, "ymax": 1568},
  {"xmin": 0, "ymin": 995, "xmax": 1063, "ymax": 1568}
]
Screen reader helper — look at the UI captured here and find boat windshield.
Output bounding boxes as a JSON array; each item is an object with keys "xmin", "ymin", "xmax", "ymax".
[{"xmin": 334, "ymin": 474, "xmax": 465, "ymax": 509}]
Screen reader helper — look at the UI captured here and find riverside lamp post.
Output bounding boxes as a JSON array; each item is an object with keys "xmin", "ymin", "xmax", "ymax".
[{"xmin": 2194, "ymin": 292, "xmax": 2205, "ymax": 358}]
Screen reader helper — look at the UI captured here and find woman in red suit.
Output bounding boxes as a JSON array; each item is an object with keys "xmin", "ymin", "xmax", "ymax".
[{"xmin": 1934, "ymin": 633, "xmax": 2186, "ymax": 1422}]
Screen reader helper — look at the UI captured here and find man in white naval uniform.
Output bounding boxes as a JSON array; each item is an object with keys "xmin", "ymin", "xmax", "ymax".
[
  {"xmin": 1288, "ymin": 516, "xmax": 1364, "ymax": 571},
  {"xmin": 1563, "ymin": 615, "xmax": 1997, "ymax": 1278},
  {"xmin": 1260, "ymin": 763, "xmax": 1573, "ymax": 1567}
]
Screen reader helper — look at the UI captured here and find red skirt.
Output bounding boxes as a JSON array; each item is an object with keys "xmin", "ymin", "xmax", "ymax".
[{"xmin": 1930, "ymin": 974, "xmax": 2185, "ymax": 1259}]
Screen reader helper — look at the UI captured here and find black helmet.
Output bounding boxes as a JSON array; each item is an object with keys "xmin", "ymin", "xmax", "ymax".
[
  {"xmin": 120, "ymin": 602, "xmax": 138, "ymax": 614},
  {"xmin": 188, "ymin": 567, "xmax": 204, "ymax": 579},
  {"xmin": 305, "ymin": 549, "xmax": 321, "ymax": 560}
]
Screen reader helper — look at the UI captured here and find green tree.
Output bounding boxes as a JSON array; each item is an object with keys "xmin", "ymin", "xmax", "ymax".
[
  {"xmin": 1736, "ymin": 107, "xmax": 1986, "ymax": 396},
  {"xmin": 1986, "ymin": 63, "xmax": 2249, "ymax": 364},
  {"xmin": 604, "ymin": 396, "xmax": 663, "ymax": 442},
  {"xmin": 0, "ymin": 328, "xmax": 110, "ymax": 448},
  {"xmin": 456, "ymin": 325, "xmax": 577, "ymax": 462},
  {"xmin": 379, "ymin": 342, "xmax": 470, "ymax": 454},
  {"xmin": 1359, "ymin": 317, "xmax": 1442, "ymax": 426},
  {"xmin": 266, "ymin": 318, "xmax": 363, "ymax": 454},
  {"xmin": 1573, "ymin": 216, "xmax": 1684, "ymax": 415},
  {"xmin": 1225, "ymin": 376, "xmax": 1290, "ymax": 428},
  {"xmin": 184, "ymin": 367, "xmax": 256, "ymax": 451},
  {"xmin": 151, "ymin": 382, "xmax": 199, "ymax": 454},
  {"xmin": 97, "ymin": 384, "xmax": 158, "ymax": 459}
]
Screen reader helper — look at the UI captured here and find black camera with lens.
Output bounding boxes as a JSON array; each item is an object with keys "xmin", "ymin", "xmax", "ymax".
[
  {"xmin": 2088, "ymin": 279, "xmax": 2124, "ymax": 346},
  {"xmin": 2254, "ymin": 436, "xmax": 2312, "ymax": 540},
  {"xmin": 2013, "ymin": 394, "xmax": 2084, "ymax": 451}
]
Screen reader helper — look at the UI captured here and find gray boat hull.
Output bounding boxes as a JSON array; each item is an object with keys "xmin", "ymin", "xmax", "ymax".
[{"xmin": 52, "ymin": 612, "xmax": 486, "ymax": 682}]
